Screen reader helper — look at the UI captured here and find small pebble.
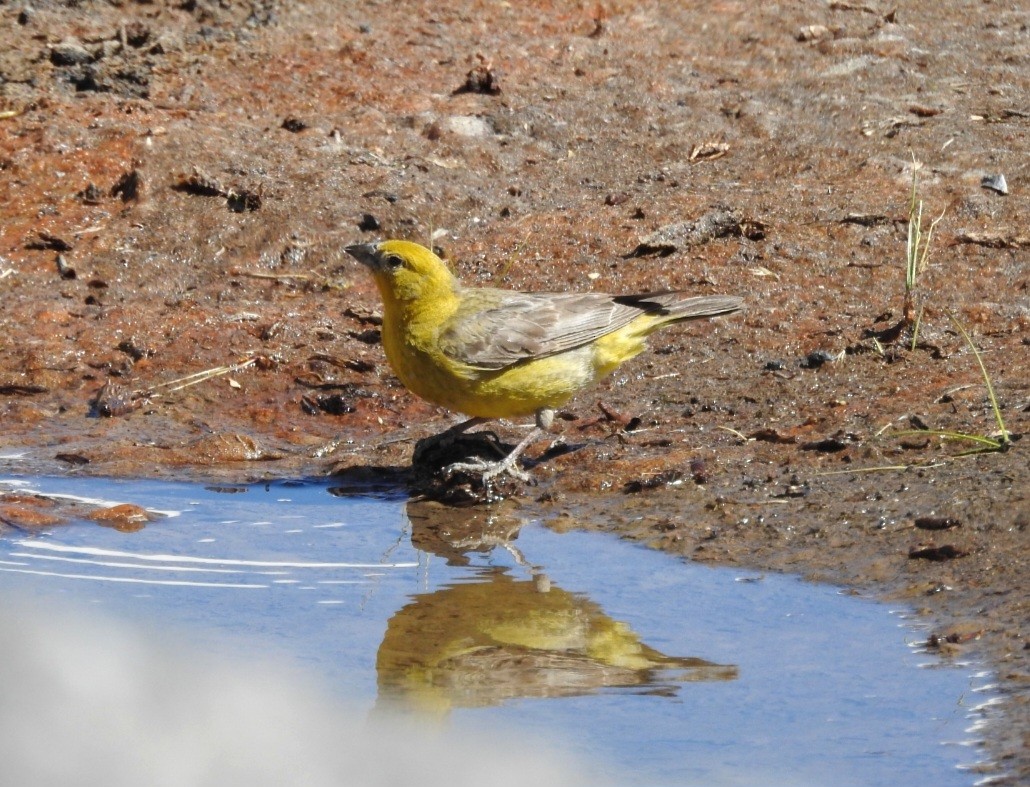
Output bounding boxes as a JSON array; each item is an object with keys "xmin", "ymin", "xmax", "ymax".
[
  {"xmin": 981, "ymin": 174, "xmax": 1008, "ymax": 195},
  {"xmin": 358, "ymin": 214, "xmax": 380, "ymax": 232},
  {"xmin": 425, "ymin": 116, "xmax": 493, "ymax": 140},
  {"xmin": 801, "ymin": 350, "xmax": 837, "ymax": 369},
  {"xmin": 50, "ymin": 38, "xmax": 93, "ymax": 66}
]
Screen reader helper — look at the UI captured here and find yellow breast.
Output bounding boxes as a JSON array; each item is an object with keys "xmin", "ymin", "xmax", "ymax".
[{"xmin": 380, "ymin": 312, "xmax": 654, "ymax": 419}]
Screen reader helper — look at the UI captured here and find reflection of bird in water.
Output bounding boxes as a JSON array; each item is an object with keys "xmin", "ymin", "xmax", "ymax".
[
  {"xmin": 375, "ymin": 568, "xmax": 737, "ymax": 716},
  {"xmin": 405, "ymin": 497, "xmax": 527, "ymax": 566}
]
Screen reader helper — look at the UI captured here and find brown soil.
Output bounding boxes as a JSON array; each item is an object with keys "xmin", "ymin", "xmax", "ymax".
[{"xmin": 1, "ymin": 1, "xmax": 1026, "ymax": 780}]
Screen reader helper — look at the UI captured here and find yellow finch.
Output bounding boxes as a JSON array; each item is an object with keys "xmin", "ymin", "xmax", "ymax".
[{"xmin": 345, "ymin": 240, "xmax": 742, "ymax": 483}]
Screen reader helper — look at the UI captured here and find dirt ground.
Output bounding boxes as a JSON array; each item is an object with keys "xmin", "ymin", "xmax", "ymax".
[{"xmin": 1, "ymin": 1, "xmax": 1026, "ymax": 780}]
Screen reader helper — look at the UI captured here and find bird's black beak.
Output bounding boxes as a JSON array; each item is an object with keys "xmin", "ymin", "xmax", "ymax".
[{"xmin": 344, "ymin": 243, "xmax": 379, "ymax": 268}]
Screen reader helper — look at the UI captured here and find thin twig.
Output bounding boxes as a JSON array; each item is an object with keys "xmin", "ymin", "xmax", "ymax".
[{"xmin": 715, "ymin": 425, "xmax": 749, "ymax": 441}]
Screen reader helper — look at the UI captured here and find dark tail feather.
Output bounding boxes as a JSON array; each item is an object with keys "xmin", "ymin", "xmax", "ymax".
[
  {"xmin": 665, "ymin": 294, "xmax": 743, "ymax": 321},
  {"xmin": 617, "ymin": 292, "xmax": 744, "ymax": 322}
]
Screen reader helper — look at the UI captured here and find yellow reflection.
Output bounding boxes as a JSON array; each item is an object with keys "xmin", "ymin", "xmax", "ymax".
[{"xmin": 376, "ymin": 501, "xmax": 737, "ymax": 716}]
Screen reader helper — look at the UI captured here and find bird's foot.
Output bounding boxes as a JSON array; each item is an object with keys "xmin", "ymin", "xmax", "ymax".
[
  {"xmin": 415, "ymin": 419, "xmax": 546, "ymax": 502},
  {"xmin": 443, "ymin": 454, "xmax": 534, "ymax": 486}
]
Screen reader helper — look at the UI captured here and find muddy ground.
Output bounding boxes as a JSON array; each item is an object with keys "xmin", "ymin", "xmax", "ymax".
[{"xmin": 1, "ymin": 0, "xmax": 1027, "ymax": 780}]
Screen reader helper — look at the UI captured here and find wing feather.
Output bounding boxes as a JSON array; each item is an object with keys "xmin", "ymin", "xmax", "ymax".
[{"xmin": 438, "ymin": 289, "xmax": 742, "ymax": 370}]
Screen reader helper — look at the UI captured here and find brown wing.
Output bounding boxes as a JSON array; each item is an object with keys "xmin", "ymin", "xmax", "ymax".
[{"xmin": 437, "ymin": 289, "xmax": 738, "ymax": 370}]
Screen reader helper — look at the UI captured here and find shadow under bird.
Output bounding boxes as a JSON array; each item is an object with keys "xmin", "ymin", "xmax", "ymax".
[{"xmin": 345, "ymin": 240, "xmax": 742, "ymax": 485}]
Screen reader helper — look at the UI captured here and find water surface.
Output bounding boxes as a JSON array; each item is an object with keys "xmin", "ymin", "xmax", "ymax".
[{"xmin": 0, "ymin": 476, "xmax": 993, "ymax": 786}]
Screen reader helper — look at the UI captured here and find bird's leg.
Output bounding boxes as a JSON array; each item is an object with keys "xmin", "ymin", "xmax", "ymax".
[
  {"xmin": 412, "ymin": 416, "xmax": 492, "ymax": 464},
  {"xmin": 444, "ymin": 408, "xmax": 554, "ymax": 485},
  {"xmin": 442, "ymin": 416, "xmax": 492, "ymax": 437}
]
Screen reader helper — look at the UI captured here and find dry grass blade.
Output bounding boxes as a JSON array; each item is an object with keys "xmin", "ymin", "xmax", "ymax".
[
  {"xmin": 816, "ymin": 464, "xmax": 913, "ymax": 476},
  {"xmin": 893, "ymin": 429, "xmax": 1003, "ymax": 450},
  {"xmin": 904, "ymin": 156, "xmax": 945, "ymax": 343},
  {"xmin": 885, "ymin": 315, "xmax": 1012, "ymax": 456},
  {"xmin": 145, "ymin": 356, "xmax": 259, "ymax": 397},
  {"xmin": 231, "ymin": 269, "xmax": 318, "ymax": 281},
  {"xmin": 947, "ymin": 314, "xmax": 1011, "ymax": 446}
]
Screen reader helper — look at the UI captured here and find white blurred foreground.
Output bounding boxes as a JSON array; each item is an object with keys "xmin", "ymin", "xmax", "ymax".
[{"xmin": 0, "ymin": 599, "xmax": 591, "ymax": 787}]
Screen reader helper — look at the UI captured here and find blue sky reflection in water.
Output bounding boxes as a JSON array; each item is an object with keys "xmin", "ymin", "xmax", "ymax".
[{"xmin": 0, "ymin": 476, "xmax": 991, "ymax": 786}]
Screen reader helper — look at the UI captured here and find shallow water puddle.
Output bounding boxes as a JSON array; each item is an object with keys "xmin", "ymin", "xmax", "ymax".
[{"xmin": 0, "ymin": 476, "xmax": 994, "ymax": 786}]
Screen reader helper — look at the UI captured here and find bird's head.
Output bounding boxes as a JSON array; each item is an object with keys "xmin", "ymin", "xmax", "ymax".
[{"xmin": 345, "ymin": 240, "xmax": 457, "ymax": 308}]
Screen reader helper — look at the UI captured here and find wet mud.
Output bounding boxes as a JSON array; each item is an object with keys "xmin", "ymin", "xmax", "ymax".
[{"xmin": 1, "ymin": 2, "xmax": 1026, "ymax": 780}]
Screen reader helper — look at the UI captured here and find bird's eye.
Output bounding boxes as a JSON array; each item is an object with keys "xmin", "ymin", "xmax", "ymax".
[{"xmin": 385, "ymin": 254, "xmax": 403, "ymax": 269}]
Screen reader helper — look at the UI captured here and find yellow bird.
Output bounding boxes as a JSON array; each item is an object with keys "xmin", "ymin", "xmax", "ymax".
[{"xmin": 345, "ymin": 240, "xmax": 742, "ymax": 483}]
